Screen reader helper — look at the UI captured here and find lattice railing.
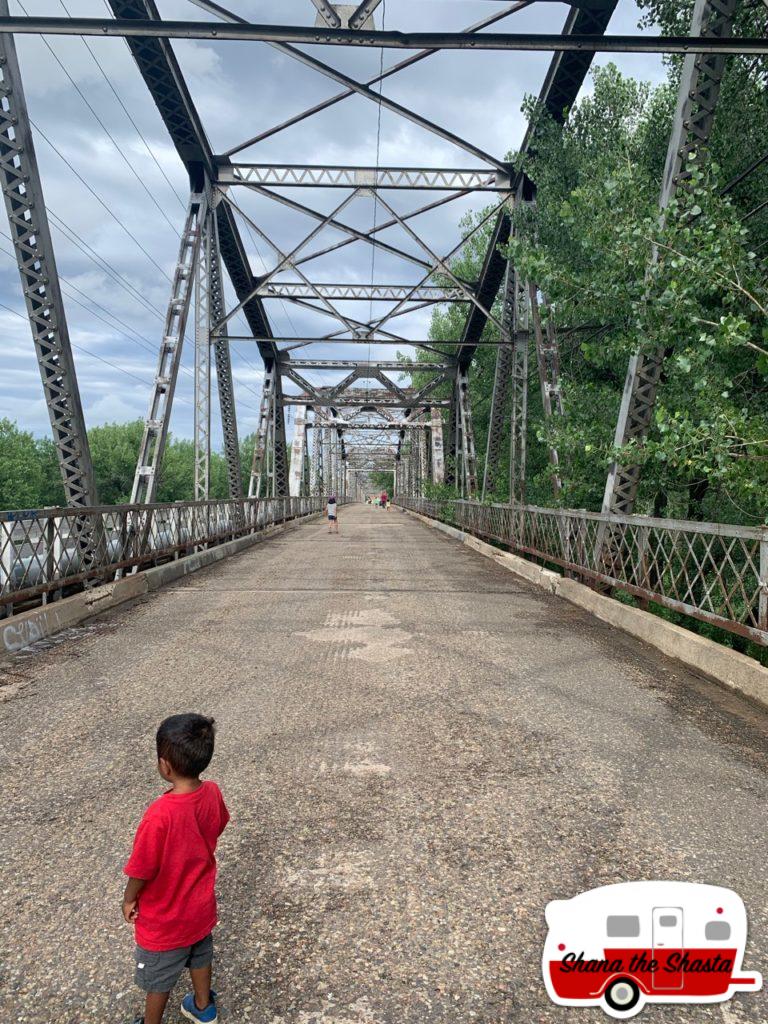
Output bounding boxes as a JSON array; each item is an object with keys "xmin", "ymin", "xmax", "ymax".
[
  {"xmin": 0, "ymin": 495, "xmax": 335, "ymax": 613},
  {"xmin": 397, "ymin": 498, "xmax": 768, "ymax": 646}
]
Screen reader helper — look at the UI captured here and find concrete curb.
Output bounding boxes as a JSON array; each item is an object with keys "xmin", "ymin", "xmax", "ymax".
[
  {"xmin": 404, "ymin": 508, "xmax": 768, "ymax": 712},
  {"xmin": 1, "ymin": 514, "xmax": 320, "ymax": 660}
]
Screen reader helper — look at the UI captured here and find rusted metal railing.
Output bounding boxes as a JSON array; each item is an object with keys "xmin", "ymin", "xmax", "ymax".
[
  {"xmin": 0, "ymin": 495, "xmax": 336, "ymax": 614},
  {"xmin": 397, "ymin": 497, "xmax": 768, "ymax": 646}
]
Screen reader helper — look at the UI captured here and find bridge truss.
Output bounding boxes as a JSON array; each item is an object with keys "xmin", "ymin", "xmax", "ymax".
[{"xmin": 0, "ymin": 0, "xmax": 761, "ymax": 517}]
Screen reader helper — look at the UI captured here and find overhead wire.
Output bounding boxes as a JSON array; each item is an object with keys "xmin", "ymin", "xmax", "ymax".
[
  {"xmin": 46, "ymin": 210, "xmax": 167, "ymax": 321},
  {"xmin": 29, "ymin": 118, "xmax": 172, "ymax": 281},
  {"xmin": 0, "ymin": 240, "xmax": 263, "ymax": 414},
  {"xmin": 85, "ymin": 0, "xmax": 187, "ymax": 211},
  {"xmin": 5, "ymin": 1, "xmax": 267, "ymax": 429},
  {"xmin": 15, "ymin": 0, "xmax": 180, "ymax": 236},
  {"xmin": 0, "ymin": 298, "xmax": 158, "ymax": 391}
]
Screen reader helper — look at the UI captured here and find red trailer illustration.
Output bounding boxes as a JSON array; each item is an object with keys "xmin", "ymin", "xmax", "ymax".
[{"xmin": 543, "ymin": 881, "xmax": 762, "ymax": 1018}]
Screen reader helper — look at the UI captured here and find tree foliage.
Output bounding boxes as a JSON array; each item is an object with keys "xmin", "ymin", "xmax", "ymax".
[
  {"xmin": 412, "ymin": 57, "xmax": 768, "ymax": 525},
  {"xmin": 0, "ymin": 419, "xmax": 237, "ymax": 510}
]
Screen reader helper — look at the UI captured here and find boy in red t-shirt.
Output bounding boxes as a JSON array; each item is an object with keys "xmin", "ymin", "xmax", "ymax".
[{"xmin": 123, "ymin": 714, "xmax": 230, "ymax": 1024}]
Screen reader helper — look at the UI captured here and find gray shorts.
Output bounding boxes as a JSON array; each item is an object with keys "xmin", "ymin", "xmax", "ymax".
[{"xmin": 134, "ymin": 932, "xmax": 213, "ymax": 993}]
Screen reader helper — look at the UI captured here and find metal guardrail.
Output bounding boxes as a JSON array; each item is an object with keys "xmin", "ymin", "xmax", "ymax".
[
  {"xmin": 397, "ymin": 497, "xmax": 768, "ymax": 646},
  {"xmin": 0, "ymin": 495, "xmax": 336, "ymax": 613}
]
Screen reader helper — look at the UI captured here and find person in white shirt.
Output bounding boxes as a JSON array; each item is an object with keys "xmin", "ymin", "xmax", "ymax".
[{"xmin": 325, "ymin": 495, "xmax": 339, "ymax": 533}]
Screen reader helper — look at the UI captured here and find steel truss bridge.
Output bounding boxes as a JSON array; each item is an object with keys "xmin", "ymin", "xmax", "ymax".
[{"xmin": 0, "ymin": 0, "xmax": 766, "ymax": 644}]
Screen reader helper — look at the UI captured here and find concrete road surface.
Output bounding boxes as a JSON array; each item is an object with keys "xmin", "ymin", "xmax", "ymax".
[{"xmin": 1, "ymin": 504, "xmax": 766, "ymax": 1024}]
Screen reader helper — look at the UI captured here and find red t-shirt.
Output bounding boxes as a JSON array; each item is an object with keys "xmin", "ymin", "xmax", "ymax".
[{"xmin": 124, "ymin": 780, "xmax": 230, "ymax": 951}]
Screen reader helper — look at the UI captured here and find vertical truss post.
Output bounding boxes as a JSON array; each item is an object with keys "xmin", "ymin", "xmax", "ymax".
[
  {"xmin": 510, "ymin": 270, "xmax": 529, "ymax": 504},
  {"xmin": 444, "ymin": 387, "xmax": 457, "ymax": 488},
  {"xmin": 322, "ymin": 424, "xmax": 332, "ymax": 495},
  {"xmin": 405, "ymin": 430, "xmax": 411, "ymax": 497},
  {"xmin": 210, "ymin": 204, "xmax": 243, "ymax": 500},
  {"xmin": 602, "ymin": 0, "xmax": 737, "ymax": 517},
  {"xmin": 410, "ymin": 428, "xmax": 418, "ymax": 497},
  {"xmin": 529, "ymin": 283, "xmax": 563, "ymax": 498},
  {"xmin": 430, "ymin": 407, "xmax": 445, "ymax": 485},
  {"xmin": 132, "ymin": 193, "xmax": 206, "ymax": 503},
  {"xmin": 311, "ymin": 416, "xmax": 323, "ymax": 495},
  {"xmin": 418, "ymin": 425, "xmax": 428, "ymax": 497},
  {"xmin": 302, "ymin": 434, "xmax": 311, "ymax": 497},
  {"xmin": 0, "ymin": 12, "xmax": 98, "ymax": 509},
  {"xmin": 194, "ymin": 204, "xmax": 212, "ymax": 502},
  {"xmin": 456, "ymin": 368, "xmax": 478, "ymax": 499},
  {"xmin": 248, "ymin": 362, "xmax": 276, "ymax": 498},
  {"xmin": 273, "ymin": 380, "xmax": 290, "ymax": 497},
  {"xmin": 289, "ymin": 405, "xmax": 308, "ymax": 497},
  {"xmin": 329, "ymin": 430, "xmax": 337, "ymax": 496},
  {"xmin": 482, "ymin": 256, "xmax": 516, "ymax": 500}
]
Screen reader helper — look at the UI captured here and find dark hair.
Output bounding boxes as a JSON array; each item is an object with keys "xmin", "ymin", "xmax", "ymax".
[{"xmin": 156, "ymin": 713, "xmax": 216, "ymax": 777}]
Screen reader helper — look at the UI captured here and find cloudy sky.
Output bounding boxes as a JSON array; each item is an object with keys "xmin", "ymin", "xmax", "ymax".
[{"xmin": 1, "ymin": 0, "xmax": 667, "ymax": 448}]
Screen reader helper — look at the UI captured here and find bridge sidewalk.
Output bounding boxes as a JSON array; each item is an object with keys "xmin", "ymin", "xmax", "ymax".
[{"xmin": 0, "ymin": 502, "xmax": 766, "ymax": 1023}]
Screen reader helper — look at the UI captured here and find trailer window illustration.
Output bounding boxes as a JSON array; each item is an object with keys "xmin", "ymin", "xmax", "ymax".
[{"xmin": 543, "ymin": 881, "xmax": 762, "ymax": 1018}]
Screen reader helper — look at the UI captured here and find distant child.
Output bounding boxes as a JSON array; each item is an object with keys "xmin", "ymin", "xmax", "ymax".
[
  {"xmin": 326, "ymin": 494, "xmax": 339, "ymax": 533},
  {"xmin": 123, "ymin": 714, "xmax": 230, "ymax": 1024}
]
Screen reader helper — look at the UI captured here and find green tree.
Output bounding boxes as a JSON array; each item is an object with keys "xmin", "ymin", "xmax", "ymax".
[
  {"xmin": 0, "ymin": 419, "xmax": 55, "ymax": 509},
  {"xmin": 88, "ymin": 420, "xmax": 144, "ymax": 505}
]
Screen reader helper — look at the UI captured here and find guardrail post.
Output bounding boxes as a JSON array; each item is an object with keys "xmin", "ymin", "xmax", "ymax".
[
  {"xmin": 44, "ymin": 516, "xmax": 55, "ymax": 601},
  {"xmin": 0, "ymin": 519, "xmax": 14, "ymax": 609}
]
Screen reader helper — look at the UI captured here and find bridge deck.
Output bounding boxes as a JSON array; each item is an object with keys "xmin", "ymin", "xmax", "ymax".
[{"xmin": 1, "ymin": 503, "xmax": 766, "ymax": 1023}]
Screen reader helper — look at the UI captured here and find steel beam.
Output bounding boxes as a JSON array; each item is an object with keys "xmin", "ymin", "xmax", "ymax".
[
  {"xmin": 348, "ymin": 0, "xmax": 382, "ymax": 30},
  {"xmin": 272, "ymin": 376, "xmax": 290, "ymax": 498},
  {"xmin": 183, "ymin": 0, "xmax": 508, "ymax": 171},
  {"xmin": 248, "ymin": 363, "xmax": 276, "ymax": 498},
  {"xmin": 256, "ymin": 283, "xmax": 470, "ymax": 302},
  {"xmin": 285, "ymin": 397, "xmax": 451, "ymax": 408},
  {"xmin": 218, "ymin": 164, "xmax": 510, "ymax": 190},
  {"xmin": 215, "ymin": 188, "xmax": 362, "ymax": 330},
  {"xmin": 430, "ymin": 408, "xmax": 445, "ymax": 485},
  {"xmin": 282, "ymin": 360, "xmax": 449, "ymax": 372},
  {"xmin": 240, "ymin": 184, "xmax": 434, "ymax": 273},
  {"xmin": 456, "ymin": 368, "xmax": 478, "ymax": 498},
  {"xmin": 373, "ymin": 190, "xmax": 504, "ymax": 331},
  {"xmin": 309, "ymin": 0, "xmax": 342, "ymax": 29},
  {"xmin": 3, "ymin": 18, "xmax": 764, "ymax": 55},
  {"xmin": 105, "ymin": 0, "xmax": 279, "ymax": 366},
  {"xmin": 0, "ymin": 9, "xmax": 97, "ymax": 508},
  {"xmin": 209, "ymin": 210, "xmax": 243, "ymax": 500},
  {"xmin": 456, "ymin": 210, "xmax": 512, "ymax": 370},
  {"xmin": 131, "ymin": 194, "xmax": 206, "ymax": 504},
  {"xmin": 194, "ymin": 205, "xmax": 212, "ymax": 501},
  {"xmin": 225, "ymin": 3, "xmax": 528, "ymax": 156},
  {"xmin": 602, "ymin": 0, "xmax": 737, "ymax": 517},
  {"xmin": 289, "ymin": 405, "xmax": 308, "ymax": 497}
]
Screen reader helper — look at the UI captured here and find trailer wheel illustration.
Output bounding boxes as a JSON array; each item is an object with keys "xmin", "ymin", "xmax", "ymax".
[
  {"xmin": 543, "ymin": 881, "xmax": 762, "ymax": 1019},
  {"xmin": 603, "ymin": 978, "xmax": 642, "ymax": 1015}
]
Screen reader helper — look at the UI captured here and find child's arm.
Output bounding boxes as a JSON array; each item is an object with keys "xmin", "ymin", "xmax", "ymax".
[
  {"xmin": 122, "ymin": 808, "xmax": 166, "ymax": 923},
  {"xmin": 122, "ymin": 876, "xmax": 146, "ymax": 923}
]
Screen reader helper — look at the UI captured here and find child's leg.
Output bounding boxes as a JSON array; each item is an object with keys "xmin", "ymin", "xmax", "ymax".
[
  {"xmin": 189, "ymin": 963, "xmax": 213, "ymax": 1010},
  {"xmin": 144, "ymin": 991, "xmax": 171, "ymax": 1024}
]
